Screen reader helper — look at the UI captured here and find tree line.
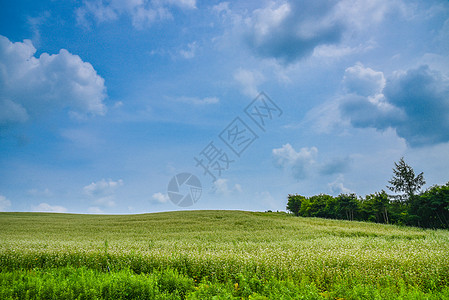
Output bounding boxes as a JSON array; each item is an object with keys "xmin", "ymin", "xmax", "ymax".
[{"xmin": 286, "ymin": 158, "xmax": 449, "ymax": 229}]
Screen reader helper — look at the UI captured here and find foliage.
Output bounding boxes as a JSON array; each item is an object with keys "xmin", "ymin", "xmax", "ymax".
[
  {"xmin": 287, "ymin": 158, "xmax": 448, "ymax": 229},
  {"xmin": 336, "ymin": 193, "xmax": 359, "ymax": 221},
  {"xmin": 286, "ymin": 194, "xmax": 304, "ymax": 216},
  {"xmin": 408, "ymin": 183, "xmax": 449, "ymax": 229},
  {"xmin": 286, "ymin": 183, "xmax": 449, "ymax": 229},
  {"xmin": 387, "ymin": 157, "xmax": 426, "ymax": 202}
]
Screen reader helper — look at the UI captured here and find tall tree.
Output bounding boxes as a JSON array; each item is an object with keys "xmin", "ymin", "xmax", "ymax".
[
  {"xmin": 387, "ymin": 157, "xmax": 425, "ymax": 202},
  {"xmin": 337, "ymin": 193, "xmax": 359, "ymax": 221},
  {"xmin": 286, "ymin": 194, "xmax": 305, "ymax": 216}
]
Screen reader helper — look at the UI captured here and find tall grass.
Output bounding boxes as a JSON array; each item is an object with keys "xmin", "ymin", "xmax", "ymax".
[{"xmin": 1, "ymin": 211, "xmax": 448, "ymax": 299}]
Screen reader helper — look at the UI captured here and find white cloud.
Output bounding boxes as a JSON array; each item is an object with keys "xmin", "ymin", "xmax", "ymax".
[
  {"xmin": 179, "ymin": 42, "xmax": 197, "ymax": 59},
  {"xmin": 212, "ymin": 178, "xmax": 242, "ymax": 195},
  {"xmin": 273, "ymin": 143, "xmax": 351, "ymax": 180},
  {"xmin": 334, "ymin": 0, "xmax": 407, "ymax": 31},
  {"xmin": 343, "ymin": 63, "xmax": 385, "ymax": 96},
  {"xmin": 328, "ymin": 175, "xmax": 353, "ymax": 195},
  {"xmin": 83, "ymin": 178, "xmax": 123, "ymax": 197},
  {"xmin": 228, "ymin": 0, "xmax": 406, "ymax": 64},
  {"xmin": 272, "ymin": 143, "xmax": 317, "ymax": 180},
  {"xmin": 0, "ymin": 35, "xmax": 106, "ymax": 126},
  {"xmin": 242, "ymin": 1, "xmax": 344, "ymax": 64},
  {"xmin": 152, "ymin": 192, "xmax": 169, "ymax": 203},
  {"xmin": 26, "ymin": 12, "xmax": 50, "ymax": 45},
  {"xmin": 212, "ymin": 2, "xmax": 230, "ymax": 15},
  {"xmin": 297, "ymin": 98, "xmax": 348, "ymax": 135},
  {"xmin": 173, "ymin": 96, "xmax": 219, "ymax": 105},
  {"xmin": 83, "ymin": 179, "xmax": 123, "ymax": 208},
  {"xmin": 233, "ymin": 68, "xmax": 264, "ymax": 97},
  {"xmin": 0, "ymin": 98, "xmax": 28, "ymax": 125},
  {"xmin": 312, "ymin": 41, "xmax": 376, "ymax": 59},
  {"xmin": 32, "ymin": 203, "xmax": 67, "ymax": 213},
  {"xmin": 77, "ymin": 0, "xmax": 196, "ymax": 29},
  {"xmin": 0, "ymin": 195, "xmax": 11, "ymax": 211}
]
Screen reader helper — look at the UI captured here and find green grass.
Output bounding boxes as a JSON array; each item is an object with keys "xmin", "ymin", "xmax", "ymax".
[{"xmin": 1, "ymin": 210, "xmax": 449, "ymax": 299}]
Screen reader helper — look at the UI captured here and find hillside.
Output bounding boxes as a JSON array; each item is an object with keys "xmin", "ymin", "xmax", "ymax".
[{"xmin": 1, "ymin": 210, "xmax": 448, "ymax": 299}]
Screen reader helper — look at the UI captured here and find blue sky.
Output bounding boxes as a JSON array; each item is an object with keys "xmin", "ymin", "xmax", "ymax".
[{"xmin": 1, "ymin": 0, "xmax": 449, "ymax": 214}]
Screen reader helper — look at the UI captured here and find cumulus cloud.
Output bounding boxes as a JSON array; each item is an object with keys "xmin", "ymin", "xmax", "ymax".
[
  {"xmin": 0, "ymin": 99, "xmax": 28, "ymax": 125},
  {"xmin": 77, "ymin": 0, "xmax": 196, "ymax": 29},
  {"xmin": 83, "ymin": 178, "xmax": 123, "ymax": 207},
  {"xmin": 334, "ymin": 0, "xmax": 406, "ymax": 30},
  {"xmin": 343, "ymin": 63, "xmax": 385, "ymax": 96},
  {"xmin": 272, "ymin": 143, "xmax": 351, "ymax": 180},
  {"xmin": 212, "ymin": 2, "xmax": 231, "ymax": 15},
  {"xmin": 243, "ymin": 1, "xmax": 344, "ymax": 64},
  {"xmin": 0, "ymin": 195, "xmax": 11, "ymax": 211},
  {"xmin": 328, "ymin": 175, "xmax": 353, "ymax": 195},
  {"xmin": 211, "ymin": 178, "xmax": 242, "ymax": 195},
  {"xmin": 272, "ymin": 143, "xmax": 317, "ymax": 180},
  {"xmin": 233, "ymin": 68, "xmax": 264, "ymax": 97},
  {"xmin": 152, "ymin": 192, "xmax": 169, "ymax": 203},
  {"xmin": 0, "ymin": 35, "xmax": 106, "ymax": 126},
  {"xmin": 83, "ymin": 179, "xmax": 123, "ymax": 196},
  {"xmin": 340, "ymin": 64, "xmax": 449, "ymax": 147},
  {"xmin": 32, "ymin": 203, "xmax": 68, "ymax": 213},
  {"xmin": 236, "ymin": 0, "xmax": 405, "ymax": 64}
]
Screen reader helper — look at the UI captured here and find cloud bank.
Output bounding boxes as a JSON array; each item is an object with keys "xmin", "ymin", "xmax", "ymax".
[
  {"xmin": 83, "ymin": 178, "xmax": 123, "ymax": 208},
  {"xmin": 77, "ymin": 0, "xmax": 196, "ymax": 28},
  {"xmin": 243, "ymin": 1, "xmax": 344, "ymax": 64},
  {"xmin": 272, "ymin": 143, "xmax": 351, "ymax": 181},
  {"xmin": 32, "ymin": 203, "xmax": 68, "ymax": 213},
  {"xmin": 0, "ymin": 35, "xmax": 106, "ymax": 126},
  {"xmin": 340, "ymin": 64, "xmax": 449, "ymax": 147},
  {"xmin": 240, "ymin": 0, "xmax": 402, "ymax": 64}
]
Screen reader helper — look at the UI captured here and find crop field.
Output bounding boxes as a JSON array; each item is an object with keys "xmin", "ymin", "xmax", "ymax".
[{"xmin": 1, "ymin": 210, "xmax": 449, "ymax": 299}]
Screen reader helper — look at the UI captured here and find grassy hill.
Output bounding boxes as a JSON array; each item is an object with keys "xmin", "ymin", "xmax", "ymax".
[{"xmin": 1, "ymin": 210, "xmax": 448, "ymax": 299}]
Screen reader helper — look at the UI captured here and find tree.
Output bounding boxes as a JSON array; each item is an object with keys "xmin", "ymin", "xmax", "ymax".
[
  {"xmin": 409, "ymin": 182, "xmax": 449, "ymax": 228},
  {"xmin": 387, "ymin": 157, "xmax": 425, "ymax": 202},
  {"xmin": 369, "ymin": 191, "xmax": 390, "ymax": 224},
  {"xmin": 336, "ymin": 193, "xmax": 360, "ymax": 221},
  {"xmin": 308, "ymin": 194, "xmax": 337, "ymax": 219},
  {"xmin": 286, "ymin": 194, "xmax": 305, "ymax": 216}
]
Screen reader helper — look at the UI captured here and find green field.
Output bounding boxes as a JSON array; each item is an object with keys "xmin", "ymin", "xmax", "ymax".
[{"xmin": 1, "ymin": 210, "xmax": 448, "ymax": 299}]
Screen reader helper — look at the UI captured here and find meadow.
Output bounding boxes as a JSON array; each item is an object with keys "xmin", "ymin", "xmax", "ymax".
[{"xmin": 1, "ymin": 210, "xmax": 448, "ymax": 299}]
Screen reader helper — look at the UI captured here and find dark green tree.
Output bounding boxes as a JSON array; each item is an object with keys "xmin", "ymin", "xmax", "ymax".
[
  {"xmin": 387, "ymin": 157, "xmax": 425, "ymax": 202},
  {"xmin": 286, "ymin": 194, "xmax": 305, "ymax": 216},
  {"xmin": 336, "ymin": 193, "xmax": 360, "ymax": 221},
  {"xmin": 409, "ymin": 182, "xmax": 449, "ymax": 228},
  {"xmin": 307, "ymin": 194, "xmax": 336, "ymax": 219}
]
